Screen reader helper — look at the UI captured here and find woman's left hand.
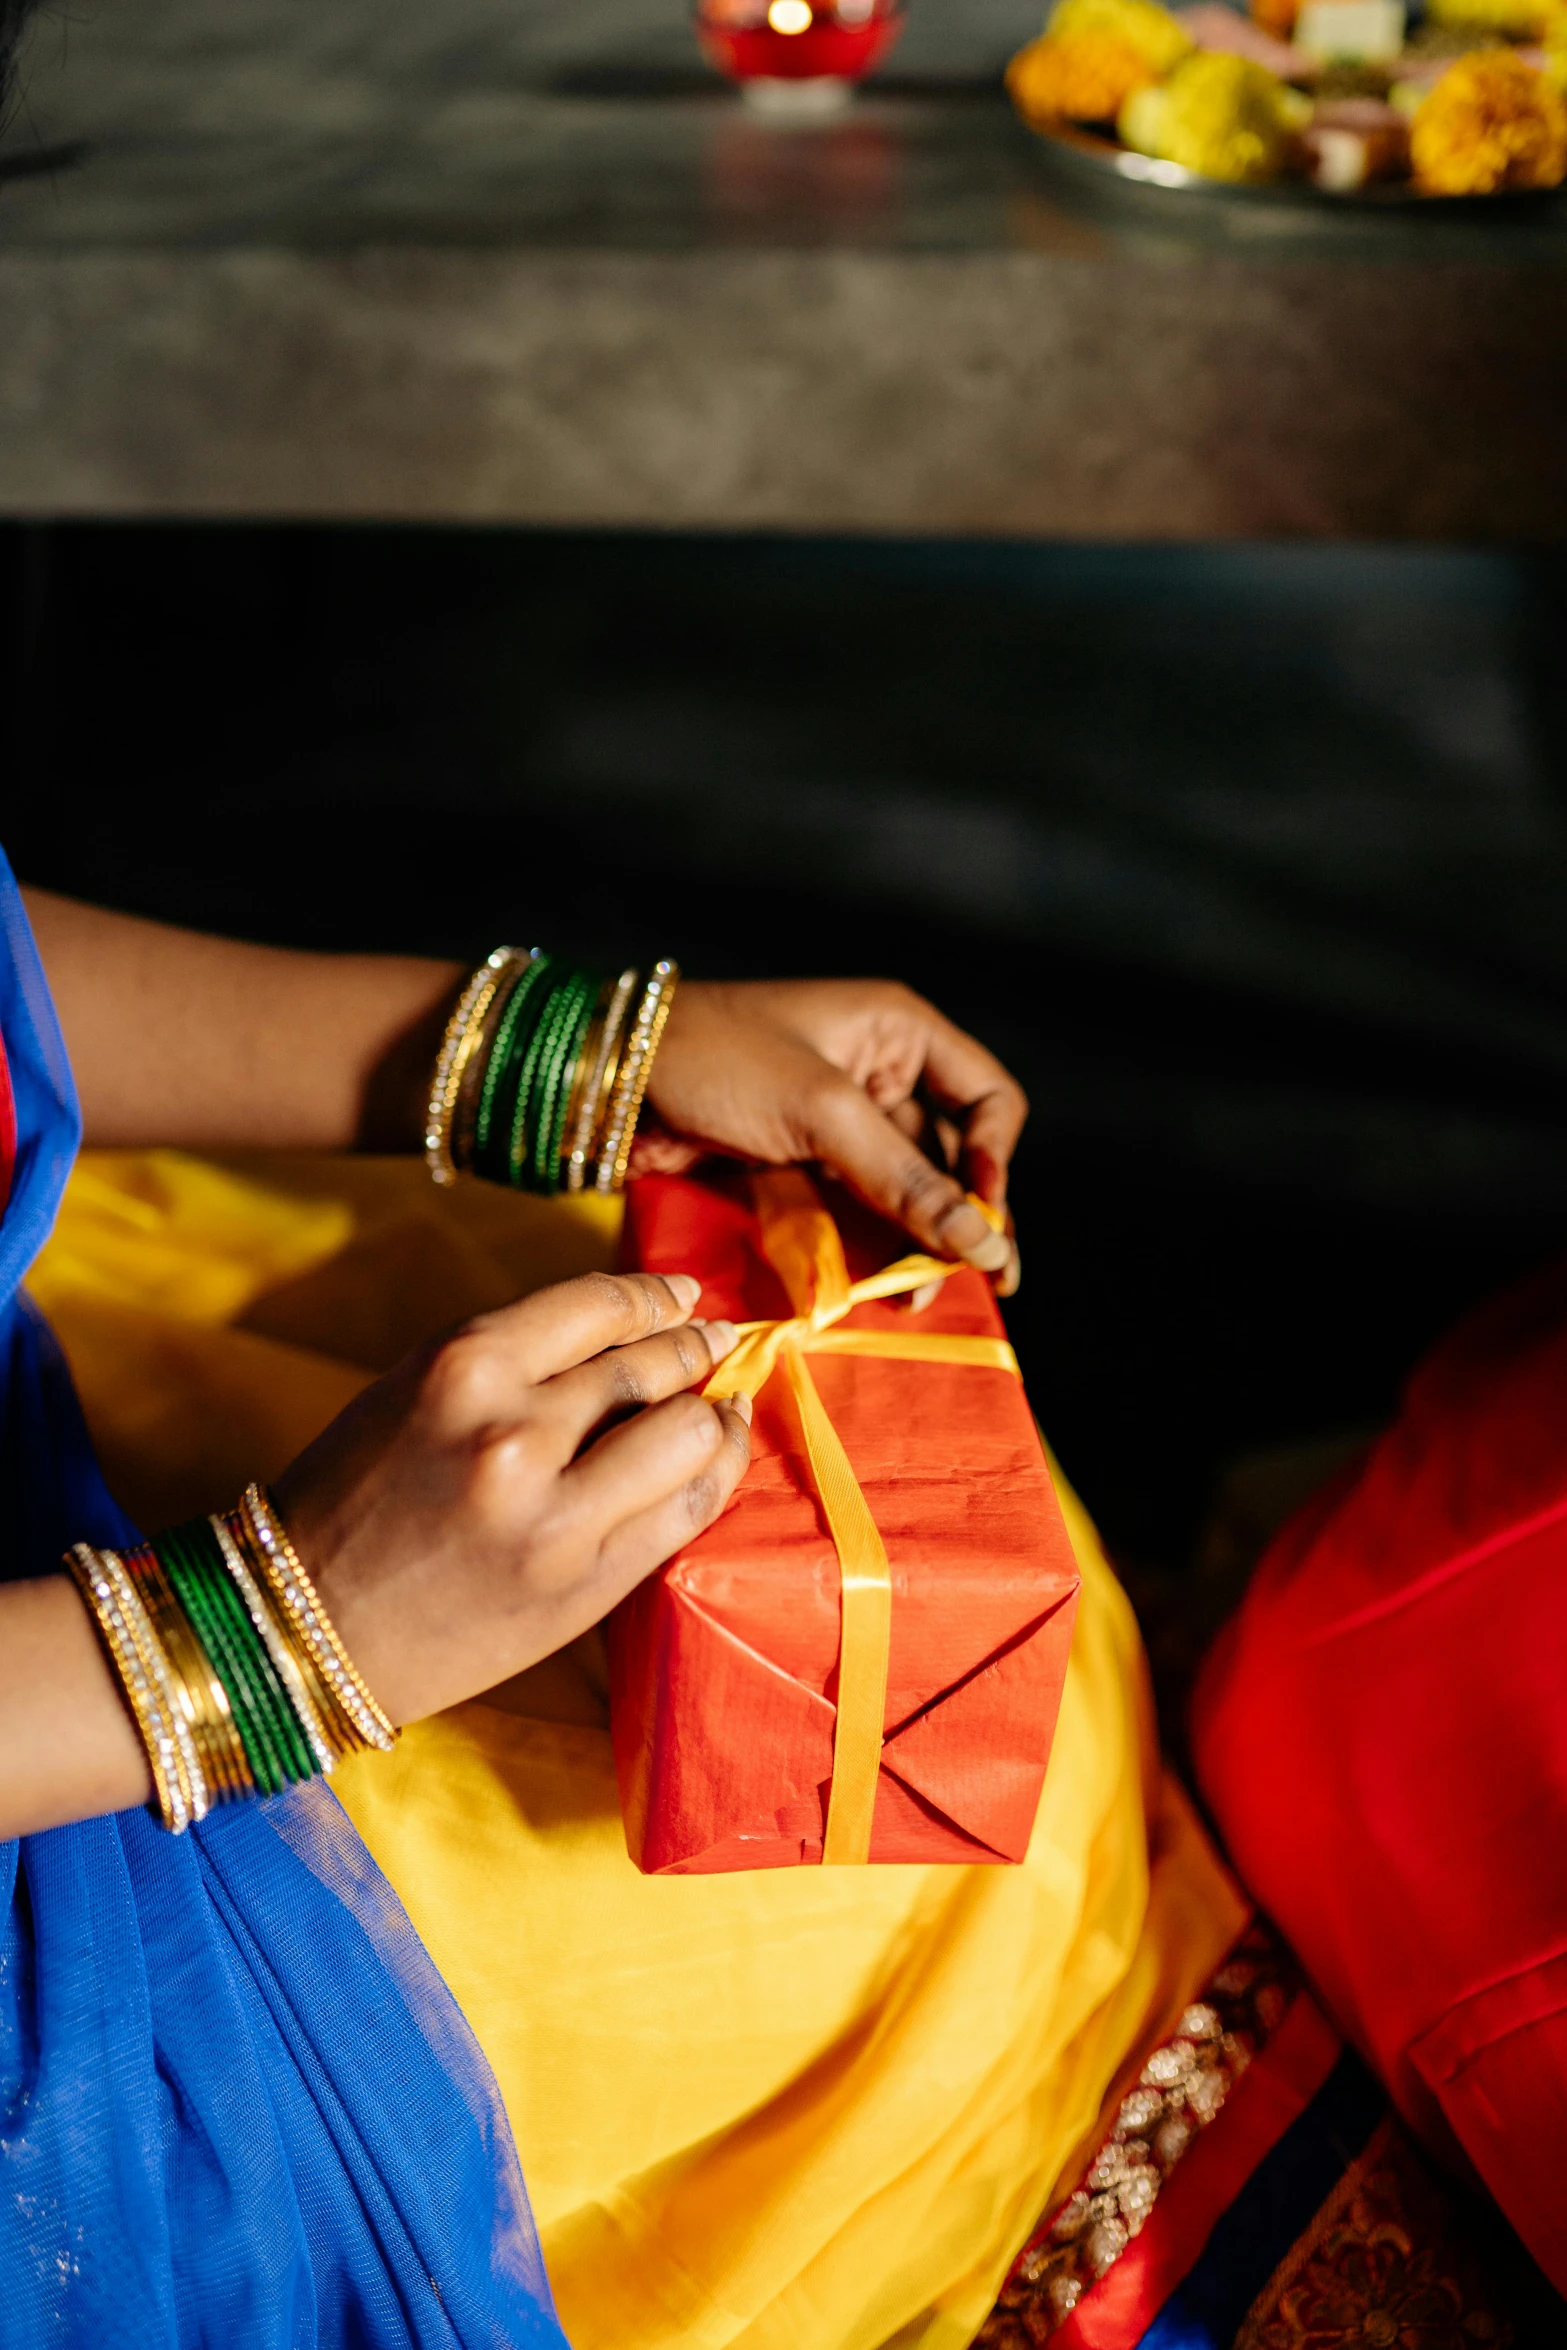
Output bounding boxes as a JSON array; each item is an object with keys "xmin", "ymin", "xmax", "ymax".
[{"xmin": 637, "ymin": 979, "xmax": 1026, "ymax": 1296}]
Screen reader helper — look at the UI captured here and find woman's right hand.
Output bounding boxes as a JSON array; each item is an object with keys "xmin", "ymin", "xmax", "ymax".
[{"xmin": 273, "ymin": 1271, "xmax": 751, "ymax": 1726}]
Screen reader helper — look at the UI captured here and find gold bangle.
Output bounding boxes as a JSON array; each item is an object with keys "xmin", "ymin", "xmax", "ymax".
[
  {"xmin": 125, "ymin": 1541, "xmax": 253, "ymax": 1803},
  {"xmin": 67, "ymin": 1543, "xmax": 205, "ymax": 1832},
  {"xmin": 209, "ymin": 1514, "xmax": 340, "ymax": 1776},
  {"xmin": 564, "ymin": 966, "xmax": 639, "ymax": 1193},
  {"xmin": 451, "ymin": 948, "xmax": 540, "ymax": 1179},
  {"xmin": 557, "ymin": 976, "xmax": 613, "ymax": 1189},
  {"xmin": 424, "ymin": 947, "xmax": 531, "ymax": 1187},
  {"xmin": 239, "ymin": 1486, "xmax": 399, "ymax": 1754},
  {"xmin": 596, "ymin": 961, "xmax": 679, "ymax": 1196},
  {"xmin": 92, "ymin": 1543, "xmax": 205, "ymax": 1829},
  {"xmin": 583, "ymin": 989, "xmax": 634, "ymax": 1188}
]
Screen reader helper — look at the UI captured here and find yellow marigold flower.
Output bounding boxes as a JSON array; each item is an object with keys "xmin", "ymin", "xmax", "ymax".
[
  {"xmin": 1545, "ymin": 7, "xmax": 1567, "ymax": 87},
  {"xmin": 1411, "ymin": 48, "xmax": 1567, "ymax": 190},
  {"xmin": 1118, "ymin": 51, "xmax": 1303, "ymax": 178},
  {"xmin": 1048, "ymin": 0, "xmax": 1196, "ymax": 74},
  {"xmin": 1426, "ymin": 0, "xmax": 1554, "ymax": 38},
  {"xmin": 1008, "ymin": 29, "xmax": 1162, "ymax": 120}
]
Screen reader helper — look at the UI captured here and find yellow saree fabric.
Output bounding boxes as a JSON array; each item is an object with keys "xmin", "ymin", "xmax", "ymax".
[{"xmin": 31, "ymin": 1151, "xmax": 1247, "ymax": 2350}]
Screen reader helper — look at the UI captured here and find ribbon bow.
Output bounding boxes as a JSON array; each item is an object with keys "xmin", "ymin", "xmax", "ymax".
[{"xmin": 703, "ymin": 1170, "xmax": 1020, "ymax": 1865}]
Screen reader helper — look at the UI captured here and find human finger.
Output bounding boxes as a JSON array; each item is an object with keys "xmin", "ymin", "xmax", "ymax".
[
  {"xmin": 591, "ymin": 1398, "xmax": 753, "ymax": 1601},
  {"xmin": 449, "ymin": 1269, "xmax": 705, "ymax": 1401},
  {"xmin": 538, "ymin": 1317, "xmax": 740, "ymax": 1453},
  {"xmin": 890, "ymin": 1097, "xmax": 929, "ymax": 1147},
  {"xmin": 555, "ymin": 1388, "xmax": 737, "ymax": 1537},
  {"xmin": 803, "ymin": 1072, "xmax": 1012, "ymax": 1274},
  {"xmin": 914, "ymin": 1009, "xmax": 1029, "ymax": 1207}
]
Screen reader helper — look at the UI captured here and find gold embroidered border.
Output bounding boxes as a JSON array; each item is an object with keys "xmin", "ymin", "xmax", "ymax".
[
  {"xmin": 977, "ymin": 1925, "xmax": 1299, "ymax": 2346},
  {"xmin": 1235, "ymin": 2113, "xmax": 1513, "ymax": 2350}
]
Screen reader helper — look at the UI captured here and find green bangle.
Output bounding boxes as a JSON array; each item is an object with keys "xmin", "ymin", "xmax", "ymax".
[
  {"xmin": 488, "ymin": 963, "xmax": 564, "ymax": 1187},
  {"xmin": 540, "ymin": 985, "xmax": 598, "ymax": 1195},
  {"xmin": 473, "ymin": 951, "xmax": 550, "ymax": 1177},
  {"xmin": 481, "ymin": 957, "xmax": 567, "ymax": 1188},
  {"xmin": 506, "ymin": 970, "xmax": 588, "ymax": 1191},
  {"xmin": 163, "ymin": 1560, "xmax": 285, "ymax": 1798},
  {"xmin": 462, "ymin": 950, "xmax": 614, "ymax": 1195},
  {"xmin": 156, "ymin": 1527, "xmax": 275, "ymax": 1791},
  {"xmin": 525, "ymin": 972, "xmax": 597, "ymax": 1194},
  {"xmin": 159, "ymin": 1524, "xmax": 296, "ymax": 1796},
  {"xmin": 158, "ymin": 1522, "xmax": 314, "ymax": 1794},
  {"xmin": 504, "ymin": 974, "xmax": 573, "ymax": 1184},
  {"xmin": 536, "ymin": 973, "xmax": 598, "ymax": 1193}
]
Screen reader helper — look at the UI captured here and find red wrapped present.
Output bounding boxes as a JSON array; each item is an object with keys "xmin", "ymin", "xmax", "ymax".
[{"xmin": 608, "ymin": 1166, "xmax": 1081, "ymax": 1873}]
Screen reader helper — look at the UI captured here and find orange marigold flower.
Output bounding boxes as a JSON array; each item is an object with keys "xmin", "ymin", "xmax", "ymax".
[
  {"xmin": 1007, "ymin": 30, "xmax": 1160, "ymax": 122},
  {"xmin": 1411, "ymin": 48, "xmax": 1567, "ymax": 190}
]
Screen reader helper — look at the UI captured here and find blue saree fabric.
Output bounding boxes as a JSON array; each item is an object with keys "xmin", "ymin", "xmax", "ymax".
[{"xmin": 0, "ymin": 856, "xmax": 568, "ymax": 2349}]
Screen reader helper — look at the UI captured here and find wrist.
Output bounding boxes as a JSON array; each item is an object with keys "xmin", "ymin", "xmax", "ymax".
[
  {"xmin": 355, "ymin": 965, "xmax": 467, "ymax": 1152},
  {"xmin": 0, "ymin": 1576, "xmax": 154, "ymax": 1840}
]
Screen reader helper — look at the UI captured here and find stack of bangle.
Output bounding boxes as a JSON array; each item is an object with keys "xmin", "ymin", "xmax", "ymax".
[
  {"xmin": 424, "ymin": 949, "xmax": 678, "ymax": 1197},
  {"xmin": 67, "ymin": 1483, "xmax": 397, "ymax": 1834}
]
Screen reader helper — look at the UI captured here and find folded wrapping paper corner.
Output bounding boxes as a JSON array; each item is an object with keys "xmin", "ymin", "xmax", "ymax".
[{"xmin": 608, "ymin": 1168, "xmax": 1081, "ymax": 1874}]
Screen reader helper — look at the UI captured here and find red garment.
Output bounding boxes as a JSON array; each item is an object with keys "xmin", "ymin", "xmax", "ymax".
[{"xmin": 1192, "ymin": 1258, "xmax": 1567, "ymax": 2287}]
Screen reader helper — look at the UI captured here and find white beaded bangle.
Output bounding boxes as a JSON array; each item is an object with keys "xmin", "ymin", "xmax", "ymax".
[
  {"xmin": 424, "ymin": 946, "xmax": 533, "ymax": 1186},
  {"xmin": 565, "ymin": 965, "xmax": 639, "ymax": 1193},
  {"xmin": 240, "ymin": 1486, "xmax": 398, "ymax": 1754},
  {"xmin": 68, "ymin": 1542, "xmax": 206, "ymax": 1832},
  {"xmin": 595, "ymin": 961, "xmax": 679, "ymax": 1196}
]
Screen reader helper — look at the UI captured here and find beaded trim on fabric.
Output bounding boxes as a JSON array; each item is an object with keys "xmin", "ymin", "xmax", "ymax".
[{"xmin": 978, "ymin": 1925, "xmax": 1299, "ymax": 2346}]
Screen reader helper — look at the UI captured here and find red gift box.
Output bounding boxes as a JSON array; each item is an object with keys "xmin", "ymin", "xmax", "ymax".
[{"xmin": 608, "ymin": 1167, "xmax": 1081, "ymax": 1873}]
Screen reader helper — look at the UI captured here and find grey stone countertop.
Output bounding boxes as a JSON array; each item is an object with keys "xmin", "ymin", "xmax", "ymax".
[{"xmin": 3, "ymin": 0, "xmax": 1566, "ymax": 535}]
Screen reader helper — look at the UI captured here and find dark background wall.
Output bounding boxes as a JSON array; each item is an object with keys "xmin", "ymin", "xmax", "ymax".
[{"xmin": 6, "ymin": 521, "xmax": 1567, "ymax": 1567}]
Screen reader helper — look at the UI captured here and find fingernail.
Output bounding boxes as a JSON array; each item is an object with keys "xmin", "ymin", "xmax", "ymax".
[
  {"xmin": 664, "ymin": 1273, "xmax": 702, "ymax": 1312},
  {"xmin": 731, "ymin": 1391, "xmax": 753, "ymax": 1425},
  {"xmin": 704, "ymin": 1319, "xmax": 738, "ymax": 1361},
  {"xmin": 908, "ymin": 1279, "xmax": 942, "ymax": 1314},
  {"xmin": 937, "ymin": 1202, "xmax": 1011, "ymax": 1273},
  {"xmin": 964, "ymin": 1190, "xmax": 1008, "ymax": 1235},
  {"xmin": 997, "ymin": 1242, "xmax": 1022, "ymax": 1299}
]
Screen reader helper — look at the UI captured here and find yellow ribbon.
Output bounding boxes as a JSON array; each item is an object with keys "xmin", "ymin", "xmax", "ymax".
[{"xmin": 703, "ymin": 1171, "xmax": 1020, "ymax": 1865}]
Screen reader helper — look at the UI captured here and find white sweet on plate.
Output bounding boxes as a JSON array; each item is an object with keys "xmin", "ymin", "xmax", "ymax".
[{"xmin": 1295, "ymin": 0, "xmax": 1405, "ymax": 58}]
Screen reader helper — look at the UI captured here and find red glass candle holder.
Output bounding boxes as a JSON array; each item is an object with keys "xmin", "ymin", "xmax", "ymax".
[{"xmin": 695, "ymin": 0, "xmax": 907, "ymax": 97}]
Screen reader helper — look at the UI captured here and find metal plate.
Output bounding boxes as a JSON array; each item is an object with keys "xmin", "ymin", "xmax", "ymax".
[{"xmin": 1020, "ymin": 108, "xmax": 1558, "ymax": 206}]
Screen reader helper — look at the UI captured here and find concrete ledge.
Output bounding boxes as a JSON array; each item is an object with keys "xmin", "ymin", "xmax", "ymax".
[{"xmin": 3, "ymin": 247, "xmax": 1564, "ymax": 537}]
